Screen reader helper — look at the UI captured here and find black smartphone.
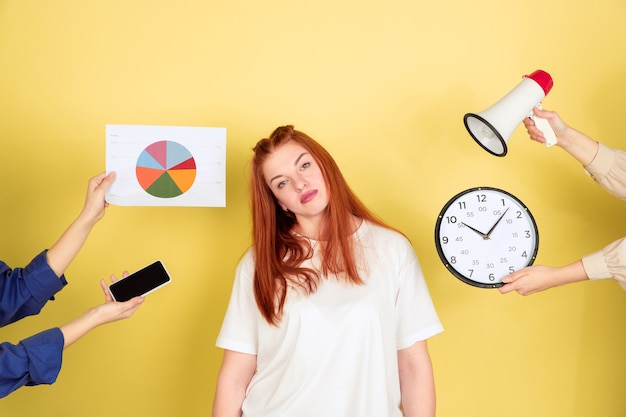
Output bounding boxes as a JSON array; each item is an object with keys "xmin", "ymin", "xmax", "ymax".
[{"xmin": 108, "ymin": 260, "xmax": 171, "ymax": 302}]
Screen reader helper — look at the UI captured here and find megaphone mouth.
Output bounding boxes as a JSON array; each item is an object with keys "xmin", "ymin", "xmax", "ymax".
[{"xmin": 463, "ymin": 113, "xmax": 508, "ymax": 157}]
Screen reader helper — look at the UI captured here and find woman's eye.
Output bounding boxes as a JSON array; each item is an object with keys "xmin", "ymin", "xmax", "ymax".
[
  {"xmin": 277, "ymin": 180, "xmax": 287, "ymax": 189},
  {"xmin": 301, "ymin": 162, "xmax": 310, "ymax": 170}
]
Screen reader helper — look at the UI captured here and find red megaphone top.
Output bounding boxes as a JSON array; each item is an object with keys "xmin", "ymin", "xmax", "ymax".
[{"xmin": 525, "ymin": 70, "xmax": 553, "ymax": 96}]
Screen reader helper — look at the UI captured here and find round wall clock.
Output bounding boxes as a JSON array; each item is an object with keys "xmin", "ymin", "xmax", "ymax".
[{"xmin": 434, "ymin": 187, "xmax": 539, "ymax": 288}]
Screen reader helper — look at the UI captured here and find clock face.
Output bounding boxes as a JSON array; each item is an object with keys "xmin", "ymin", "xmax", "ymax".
[{"xmin": 434, "ymin": 187, "xmax": 539, "ymax": 288}]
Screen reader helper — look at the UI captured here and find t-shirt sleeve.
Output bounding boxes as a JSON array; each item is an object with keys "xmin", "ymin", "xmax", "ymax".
[
  {"xmin": 394, "ymin": 239, "xmax": 444, "ymax": 350},
  {"xmin": 215, "ymin": 250, "xmax": 259, "ymax": 354}
]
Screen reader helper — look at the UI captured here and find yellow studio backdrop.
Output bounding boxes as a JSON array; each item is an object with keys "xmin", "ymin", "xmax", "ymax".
[{"xmin": 0, "ymin": 0, "xmax": 624, "ymax": 416}]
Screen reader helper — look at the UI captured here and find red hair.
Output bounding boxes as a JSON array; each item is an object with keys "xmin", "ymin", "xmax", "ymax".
[{"xmin": 250, "ymin": 125, "xmax": 395, "ymax": 325}]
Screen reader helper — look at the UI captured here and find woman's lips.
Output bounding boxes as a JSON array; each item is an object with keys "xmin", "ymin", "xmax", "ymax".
[{"xmin": 300, "ymin": 190, "xmax": 318, "ymax": 204}]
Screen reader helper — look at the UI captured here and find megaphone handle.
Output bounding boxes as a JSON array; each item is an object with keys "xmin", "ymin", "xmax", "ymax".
[{"xmin": 532, "ymin": 104, "xmax": 558, "ymax": 147}]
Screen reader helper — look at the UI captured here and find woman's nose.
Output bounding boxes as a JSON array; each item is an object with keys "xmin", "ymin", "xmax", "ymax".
[{"xmin": 295, "ymin": 180, "xmax": 307, "ymax": 192}]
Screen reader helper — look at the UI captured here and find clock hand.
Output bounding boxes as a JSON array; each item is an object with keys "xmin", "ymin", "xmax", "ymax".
[
  {"xmin": 485, "ymin": 207, "xmax": 510, "ymax": 238},
  {"xmin": 460, "ymin": 222, "xmax": 488, "ymax": 239}
]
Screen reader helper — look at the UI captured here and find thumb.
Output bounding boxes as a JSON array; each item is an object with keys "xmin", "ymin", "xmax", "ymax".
[
  {"xmin": 498, "ymin": 283, "xmax": 514, "ymax": 294},
  {"xmin": 94, "ymin": 171, "xmax": 116, "ymax": 194},
  {"xmin": 101, "ymin": 171, "xmax": 117, "ymax": 187}
]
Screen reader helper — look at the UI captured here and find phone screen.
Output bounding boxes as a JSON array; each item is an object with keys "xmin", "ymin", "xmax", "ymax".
[{"xmin": 109, "ymin": 260, "xmax": 171, "ymax": 302}]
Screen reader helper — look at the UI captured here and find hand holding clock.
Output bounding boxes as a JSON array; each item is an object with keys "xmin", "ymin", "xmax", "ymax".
[{"xmin": 499, "ymin": 260, "xmax": 589, "ymax": 295}]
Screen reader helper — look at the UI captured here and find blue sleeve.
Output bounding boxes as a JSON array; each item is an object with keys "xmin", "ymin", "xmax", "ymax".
[
  {"xmin": 0, "ymin": 251, "xmax": 68, "ymax": 327},
  {"xmin": 0, "ymin": 328, "xmax": 64, "ymax": 398}
]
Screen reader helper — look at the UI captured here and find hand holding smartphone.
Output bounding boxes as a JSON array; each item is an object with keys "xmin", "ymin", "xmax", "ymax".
[{"xmin": 109, "ymin": 260, "xmax": 172, "ymax": 302}]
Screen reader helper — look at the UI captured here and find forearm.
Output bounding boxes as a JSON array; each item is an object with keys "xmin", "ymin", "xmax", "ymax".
[
  {"xmin": 212, "ymin": 382, "xmax": 247, "ymax": 417},
  {"xmin": 400, "ymin": 366, "xmax": 435, "ymax": 417},
  {"xmin": 399, "ymin": 341, "xmax": 436, "ymax": 417},
  {"xmin": 557, "ymin": 126, "xmax": 600, "ymax": 167},
  {"xmin": 46, "ymin": 172, "xmax": 115, "ymax": 278},
  {"xmin": 58, "ymin": 307, "xmax": 103, "ymax": 349},
  {"xmin": 545, "ymin": 260, "xmax": 589, "ymax": 289},
  {"xmin": 58, "ymin": 296, "xmax": 144, "ymax": 349},
  {"xmin": 213, "ymin": 350, "xmax": 256, "ymax": 417},
  {"xmin": 46, "ymin": 214, "xmax": 98, "ymax": 278}
]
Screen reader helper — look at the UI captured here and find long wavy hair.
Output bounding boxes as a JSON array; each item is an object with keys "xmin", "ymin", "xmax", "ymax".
[{"xmin": 251, "ymin": 125, "xmax": 394, "ymax": 325}]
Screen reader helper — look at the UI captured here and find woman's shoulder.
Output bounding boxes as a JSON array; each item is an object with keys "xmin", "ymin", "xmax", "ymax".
[
  {"xmin": 234, "ymin": 247, "xmax": 256, "ymax": 275},
  {"xmin": 361, "ymin": 220, "xmax": 412, "ymax": 247}
]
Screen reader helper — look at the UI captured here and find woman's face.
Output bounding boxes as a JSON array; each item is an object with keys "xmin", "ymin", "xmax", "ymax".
[{"xmin": 262, "ymin": 141, "xmax": 329, "ymax": 223}]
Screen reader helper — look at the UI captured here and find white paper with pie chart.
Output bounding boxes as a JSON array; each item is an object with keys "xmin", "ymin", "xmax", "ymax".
[{"xmin": 105, "ymin": 124, "xmax": 226, "ymax": 207}]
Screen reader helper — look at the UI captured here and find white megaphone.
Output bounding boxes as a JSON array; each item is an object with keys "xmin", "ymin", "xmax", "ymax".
[{"xmin": 464, "ymin": 69, "xmax": 554, "ymax": 157}]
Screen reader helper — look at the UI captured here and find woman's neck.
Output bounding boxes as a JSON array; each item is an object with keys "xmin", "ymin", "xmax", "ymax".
[{"xmin": 293, "ymin": 218, "xmax": 321, "ymax": 240}]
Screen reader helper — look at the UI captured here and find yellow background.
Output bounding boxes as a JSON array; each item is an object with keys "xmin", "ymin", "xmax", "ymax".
[{"xmin": 1, "ymin": 1, "xmax": 625, "ymax": 416}]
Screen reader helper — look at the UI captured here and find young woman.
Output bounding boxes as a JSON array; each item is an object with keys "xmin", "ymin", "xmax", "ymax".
[{"xmin": 214, "ymin": 126, "xmax": 443, "ymax": 417}]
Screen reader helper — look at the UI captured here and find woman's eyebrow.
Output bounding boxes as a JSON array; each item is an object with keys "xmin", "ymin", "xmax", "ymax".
[{"xmin": 294, "ymin": 152, "xmax": 309, "ymax": 167}]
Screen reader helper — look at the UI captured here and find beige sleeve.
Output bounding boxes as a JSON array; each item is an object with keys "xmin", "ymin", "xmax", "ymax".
[
  {"xmin": 582, "ymin": 237, "xmax": 626, "ymax": 290},
  {"xmin": 583, "ymin": 143, "xmax": 626, "ymax": 200}
]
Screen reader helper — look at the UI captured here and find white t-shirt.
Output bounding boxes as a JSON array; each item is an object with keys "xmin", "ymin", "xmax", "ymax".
[{"xmin": 216, "ymin": 221, "xmax": 443, "ymax": 417}]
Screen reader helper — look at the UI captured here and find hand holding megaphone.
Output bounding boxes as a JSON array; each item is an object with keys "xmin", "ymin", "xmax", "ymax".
[
  {"xmin": 526, "ymin": 105, "xmax": 559, "ymax": 147},
  {"xmin": 464, "ymin": 70, "xmax": 556, "ymax": 156}
]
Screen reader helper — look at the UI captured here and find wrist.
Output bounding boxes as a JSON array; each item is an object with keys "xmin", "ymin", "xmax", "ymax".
[
  {"xmin": 555, "ymin": 125, "xmax": 578, "ymax": 148},
  {"xmin": 59, "ymin": 310, "xmax": 101, "ymax": 349},
  {"xmin": 556, "ymin": 127, "xmax": 599, "ymax": 166},
  {"xmin": 74, "ymin": 210, "xmax": 102, "ymax": 230},
  {"xmin": 556, "ymin": 261, "xmax": 589, "ymax": 286},
  {"xmin": 81, "ymin": 305, "xmax": 109, "ymax": 328}
]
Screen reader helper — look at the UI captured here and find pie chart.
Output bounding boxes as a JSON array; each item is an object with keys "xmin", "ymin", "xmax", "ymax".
[{"xmin": 136, "ymin": 140, "xmax": 197, "ymax": 198}]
